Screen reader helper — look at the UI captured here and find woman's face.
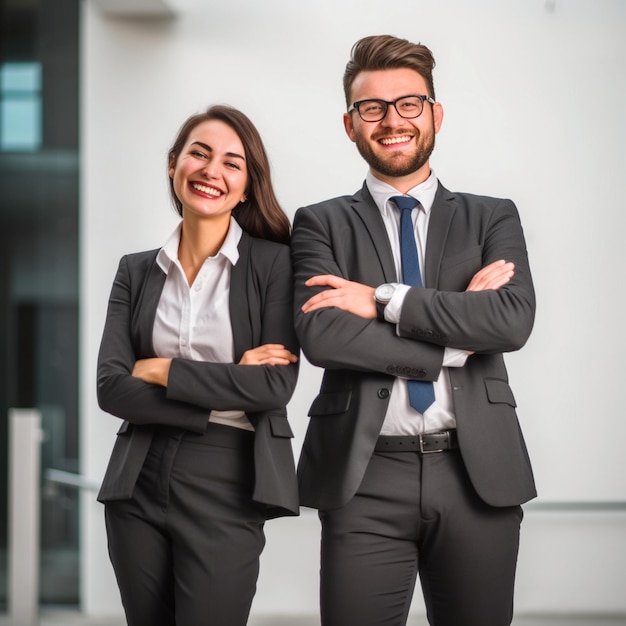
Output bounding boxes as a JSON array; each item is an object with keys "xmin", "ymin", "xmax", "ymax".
[{"xmin": 169, "ymin": 119, "xmax": 248, "ymax": 221}]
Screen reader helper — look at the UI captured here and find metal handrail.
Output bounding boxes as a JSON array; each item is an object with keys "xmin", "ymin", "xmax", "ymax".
[
  {"xmin": 42, "ymin": 473, "xmax": 626, "ymax": 511},
  {"xmin": 44, "ymin": 468, "xmax": 101, "ymax": 492},
  {"xmin": 524, "ymin": 500, "xmax": 626, "ymax": 512}
]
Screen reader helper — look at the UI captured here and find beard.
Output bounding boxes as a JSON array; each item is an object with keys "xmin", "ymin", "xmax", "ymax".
[{"xmin": 354, "ymin": 123, "xmax": 436, "ymax": 179}]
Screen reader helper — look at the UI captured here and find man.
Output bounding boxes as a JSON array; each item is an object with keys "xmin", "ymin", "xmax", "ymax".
[{"xmin": 291, "ymin": 35, "xmax": 536, "ymax": 626}]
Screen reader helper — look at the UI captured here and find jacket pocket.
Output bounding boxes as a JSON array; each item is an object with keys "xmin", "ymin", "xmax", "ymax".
[
  {"xmin": 485, "ymin": 378, "xmax": 517, "ymax": 407},
  {"xmin": 269, "ymin": 414, "xmax": 294, "ymax": 438},
  {"xmin": 308, "ymin": 390, "xmax": 352, "ymax": 417}
]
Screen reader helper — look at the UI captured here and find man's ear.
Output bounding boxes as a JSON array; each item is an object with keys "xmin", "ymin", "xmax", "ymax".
[
  {"xmin": 433, "ymin": 101, "xmax": 444, "ymax": 134},
  {"xmin": 343, "ymin": 112, "xmax": 357, "ymax": 143}
]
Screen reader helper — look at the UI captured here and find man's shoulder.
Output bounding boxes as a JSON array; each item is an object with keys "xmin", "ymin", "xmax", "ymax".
[
  {"xmin": 299, "ymin": 192, "xmax": 362, "ymax": 212},
  {"xmin": 437, "ymin": 183, "xmax": 514, "ymax": 209},
  {"xmin": 294, "ymin": 185, "xmax": 371, "ymax": 222}
]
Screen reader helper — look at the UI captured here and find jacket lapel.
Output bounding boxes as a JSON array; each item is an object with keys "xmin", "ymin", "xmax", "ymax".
[
  {"xmin": 230, "ymin": 232, "xmax": 253, "ymax": 362},
  {"xmin": 134, "ymin": 254, "xmax": 167, "ymax": 358},
  {"xmin": 352, "ymin": 183, "xmax": 398, "ymax": 282},
  {"xmin": 425, "ymin": 183, "xmax": 455, "ymax": 288}
]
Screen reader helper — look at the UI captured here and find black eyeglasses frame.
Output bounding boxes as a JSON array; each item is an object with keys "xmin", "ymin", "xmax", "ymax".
[{"xmin": 347, "ymin": 95, "xmax": 436, "ymax": 122}]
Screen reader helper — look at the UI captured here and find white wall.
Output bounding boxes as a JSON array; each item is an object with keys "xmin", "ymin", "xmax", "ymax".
[{"xmin": 80, "ymin": 0, "xmax": 626, "ymax": 617}]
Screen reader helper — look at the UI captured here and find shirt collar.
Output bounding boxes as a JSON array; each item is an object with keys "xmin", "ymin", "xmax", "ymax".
[
  {"xmin": 156, "ymin": 216, "xmax": 243, "ymax": 273},
  {"xmin": 366, "ymin": 169, "xmax": 439, "ymax": 217}
]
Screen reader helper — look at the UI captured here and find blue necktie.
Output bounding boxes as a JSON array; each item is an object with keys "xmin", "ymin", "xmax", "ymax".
[{"xmin": 391, "ymin": 195, "xmax": 435, "ymax": 414}]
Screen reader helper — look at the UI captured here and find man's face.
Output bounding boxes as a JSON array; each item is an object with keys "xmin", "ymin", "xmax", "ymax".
[{"xmin": 343, "ymin": 67, "xmax": 443, "ymax": 189}]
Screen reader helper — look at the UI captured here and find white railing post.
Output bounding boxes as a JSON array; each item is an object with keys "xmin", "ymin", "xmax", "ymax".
[{"xmin": 8, "ymin": 408, "xmax": 42, "ymax": 626}]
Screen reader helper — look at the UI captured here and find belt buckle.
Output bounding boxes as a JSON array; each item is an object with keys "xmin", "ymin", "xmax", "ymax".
[{"xmin": 418, "ymin": 432, "xmax": 444, "ymax": 454}]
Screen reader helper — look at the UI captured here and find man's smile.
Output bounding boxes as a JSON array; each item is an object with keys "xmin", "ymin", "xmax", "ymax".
[{"xmin": 378, "ymin": 134, "xmax": 414, "ymax": 146}]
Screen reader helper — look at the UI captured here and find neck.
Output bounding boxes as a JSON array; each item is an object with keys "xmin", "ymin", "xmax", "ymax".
[
  {"xmin": 372, "ymin": 164, "xmax": 431, "ymax": 195},
  {"xmin": 178, "ymin": 214, "xmax": 230, "ymax": 285}
]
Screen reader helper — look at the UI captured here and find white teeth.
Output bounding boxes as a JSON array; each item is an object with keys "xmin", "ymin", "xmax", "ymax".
[
  {"xmin": 192, "ymin": 182, "xmax": 222, "ymax": 196},
  {"xmin": 380, "ymin": 136, "xmax": 412, "ymax": 145}
]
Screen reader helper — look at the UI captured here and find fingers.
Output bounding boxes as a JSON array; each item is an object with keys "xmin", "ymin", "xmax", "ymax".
[
  {"xmin": 302, "ymin": 275, "xmax": 347, "ymax": 313},
  {"xmin": 466, "ymin": 260, "xmax": 515, "ymax": 292},
  {"xmin": 131, "ymin": 358, "xmax": 171, "ymax": 386},
  {"xmin": 305, "ymin": 275, "xmax": 349, "ymax": 288},
  {"xmin": 239, "ymin": 344, "xmax": 298, "ymax": 366},
  {"xmin": 302, "ymin": 288, "xmax": 346, "ymax": 313},
  {"xmin": 301, "ymin": 276, "xmax": 376, "ymax": 319}
]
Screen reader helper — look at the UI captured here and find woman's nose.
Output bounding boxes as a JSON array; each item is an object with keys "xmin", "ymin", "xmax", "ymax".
[{"xmin": 201, "ymin": 159, "xmax": 218, "ymax": 178}]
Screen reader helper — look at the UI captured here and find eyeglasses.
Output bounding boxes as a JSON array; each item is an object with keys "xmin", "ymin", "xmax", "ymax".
[{"xmin": 348, "ymin": 95, "xmax": 435, "ymax": 122}]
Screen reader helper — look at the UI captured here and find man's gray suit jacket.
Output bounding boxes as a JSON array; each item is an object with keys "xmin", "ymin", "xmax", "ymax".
[
  {"xmin": 291, "ymin": 181, "xmax": 536, "ymax": 511},
  {"xmin": 97, "ymin": 231, "xmax": 300, "ymax": 519}
]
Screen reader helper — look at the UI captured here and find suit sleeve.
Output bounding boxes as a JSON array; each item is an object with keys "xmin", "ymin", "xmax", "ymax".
[
  {"xmin": 165, "ymin": 244, "xmax": 299, "ymax": 411},
  {"xmin": 291, "ymin": 205, "xmax": 444, "ymax": 382},
  {"xmin": 96, "ymin": 256, "xmax": 211, "ymax": 433},
  {"xmin": 398, "ymin": 198, "xmax": 535, "ymax": 354}
]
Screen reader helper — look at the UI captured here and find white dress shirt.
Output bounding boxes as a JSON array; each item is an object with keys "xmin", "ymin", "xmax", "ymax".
[
  {"xmin": 366, "ymin": 170, "xmax": 467, "ymax": 435},
  {"xmin": 152, "ymin": 217, "xmax": 254, "ymax": 431}
]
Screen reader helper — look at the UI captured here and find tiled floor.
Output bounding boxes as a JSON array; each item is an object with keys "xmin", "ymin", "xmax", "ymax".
[
  {"xmin": 245, "ymin": 616, "xmax": 621, "ymax": 626},
  {"xmin": 247, "ymin": 617, "xmax": 626, "ymax": 626},
  {"xmin": 0, "ymin": 611, "xmax": 624, "ymax": 625}
]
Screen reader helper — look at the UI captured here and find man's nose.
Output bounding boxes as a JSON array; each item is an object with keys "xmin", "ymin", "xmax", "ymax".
[{"xmin": 381, "ymin": 103, "xmax": 406, "ymax": 126}]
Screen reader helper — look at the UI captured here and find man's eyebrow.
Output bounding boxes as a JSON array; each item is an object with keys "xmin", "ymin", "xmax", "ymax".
[{"xmin": 191, "ymin": 141, "xmax": 245, "ymax": 160}]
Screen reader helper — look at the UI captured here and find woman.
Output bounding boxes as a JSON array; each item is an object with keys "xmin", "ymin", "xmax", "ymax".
[{"xmin": 96, "ymin": 105, "xmax": 299, "ymax": 626}]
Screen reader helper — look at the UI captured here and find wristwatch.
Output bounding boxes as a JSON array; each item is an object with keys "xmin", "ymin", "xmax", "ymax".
[{"xmin": 374, "ymin": 283, "xmax": 396, "ymax": 320}]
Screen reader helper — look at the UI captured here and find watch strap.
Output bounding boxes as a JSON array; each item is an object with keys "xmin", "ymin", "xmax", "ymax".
[{"xmin": 375, "ymin": 299, "xmax": 387, "ymax": 321}]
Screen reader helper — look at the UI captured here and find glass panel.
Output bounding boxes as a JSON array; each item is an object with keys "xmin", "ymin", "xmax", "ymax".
[
  {"xmin": 0, "ymin": 59, "xmax": 43, "ymax": 152},
  {"xmin": 0, "ymin": 0, "xmax": 80, "ymax": 609},
  {"xmin": 1, "ymin": 97, "xmax": 42, "ymax": 150},
  {"xmin": 0, "ymin": 62, "xmax": 41, "ymax": 91}
]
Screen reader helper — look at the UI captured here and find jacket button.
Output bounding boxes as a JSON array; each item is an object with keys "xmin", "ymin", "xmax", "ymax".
[{"xmin": 377, "ymin": 388, "xmax": 390, "ymax": 399}]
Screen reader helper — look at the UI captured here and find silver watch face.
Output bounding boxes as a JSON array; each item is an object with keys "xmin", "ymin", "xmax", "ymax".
[{"xmin": 375, "ymin": 283, "xmax": 395, "ymax": 302}]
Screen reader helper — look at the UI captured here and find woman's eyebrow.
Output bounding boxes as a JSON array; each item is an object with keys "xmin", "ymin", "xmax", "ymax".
[{"xmin": 191, "ymin": 141, "xmax": 245, "ymax": 161}]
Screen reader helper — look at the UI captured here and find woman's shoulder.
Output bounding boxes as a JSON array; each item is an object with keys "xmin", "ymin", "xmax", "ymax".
[
  {"xmin": 115, "ymin": 248, "xmax": 161, "ymax": 277},
  {"xmin": 121, "ymin": 248, "xmax": 160, "ymax": 265},
  {"xmin": 239, "ymin": 233, "xmax": 292, "ymax": 282},
  {"xmin": 241, "ymin": 232, "xmax": 290, "ymax": 259}
]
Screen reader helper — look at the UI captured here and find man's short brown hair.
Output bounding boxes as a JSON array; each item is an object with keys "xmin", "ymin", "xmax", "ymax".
[{"xmin": 343, "ymin": 35, "xmax": 436, "ymax": 108}]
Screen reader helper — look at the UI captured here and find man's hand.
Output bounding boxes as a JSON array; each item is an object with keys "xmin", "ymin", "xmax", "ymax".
[
  {"xmin": 302, "ymin": 275, "xmax": 376, "ymax": 319},
  {"xmin": 132, "ymin": 358, "xmax": 172, "ymax": 387},
  {"xmin": 466, "ymin": 260, "xmax": 514, "ymax": 292},
  {"xmin": 239, "ymin": 344, "xmax": 298, "ymax": 366},
  {"xmin": 464, "ymin": 260, "xmax": 514, "ymax": 355}
]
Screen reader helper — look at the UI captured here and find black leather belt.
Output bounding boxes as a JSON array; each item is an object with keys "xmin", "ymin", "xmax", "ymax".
[{"xmin": 374, "ymin": 429, "xmax": 458, "ymax": 454}]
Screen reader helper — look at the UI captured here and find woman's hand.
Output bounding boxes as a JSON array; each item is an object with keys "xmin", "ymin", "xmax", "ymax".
[
  {"xmin": 132, "ymin": 358, "xmax": 172, "ymax": 387},
  {"xmin": 238, "ymin": 344, "xmax": 298, "ymax": 366}
]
